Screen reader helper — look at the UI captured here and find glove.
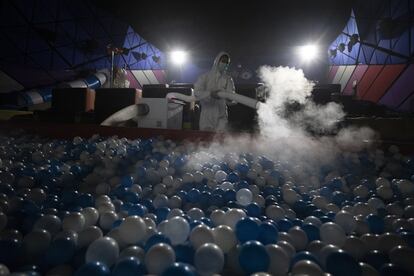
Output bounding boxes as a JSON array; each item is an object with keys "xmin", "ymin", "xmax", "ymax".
[{"xmin": 210, "ymin": 89, "xmax": 221, "ymax": 99}]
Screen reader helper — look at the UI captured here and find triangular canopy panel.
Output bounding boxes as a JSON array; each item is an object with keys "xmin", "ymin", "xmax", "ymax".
[
  {"xmin": 328, "ymin": 0, "xmax": 414, "ymax": 112},
  {"xmin": 0, "ymin": 0, "xmax": 166, "ymax": 94}
]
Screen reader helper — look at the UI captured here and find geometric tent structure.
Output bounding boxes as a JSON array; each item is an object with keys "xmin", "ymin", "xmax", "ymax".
[
  {"xmin": 327, "ymin": 0, "xmax": 414, "ymax": 112},
  {"xmin": 0, "ymin": 0, "xmax": 167, "ymax": 106}
]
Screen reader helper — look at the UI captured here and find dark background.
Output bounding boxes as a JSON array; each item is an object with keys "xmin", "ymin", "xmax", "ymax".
[{"xmin": 93, "ymin": 0, "xmax": 354, "ymax": 81}]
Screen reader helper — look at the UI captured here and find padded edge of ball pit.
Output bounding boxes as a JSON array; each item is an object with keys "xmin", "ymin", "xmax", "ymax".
[
  {"xmin": 1, "ymin": 120, "xmax": 414, "ymax": 154},
  {"xmin": 0, "ymin": 120, "xmax": 221, "ymax": 142}
]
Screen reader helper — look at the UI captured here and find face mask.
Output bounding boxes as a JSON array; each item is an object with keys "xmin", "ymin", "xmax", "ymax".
[{"xmin": 217, "ymin": 61, "xmax": 228, "ymax": 72}]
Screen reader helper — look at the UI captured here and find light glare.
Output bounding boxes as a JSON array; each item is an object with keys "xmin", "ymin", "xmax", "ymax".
[
  {"xmin": 170, "ymin": 50, "xmax": 187, "ymax": 65},
  {"xmin": 298, "ymin": 44, "xmax": 318, "ymax": 62}
]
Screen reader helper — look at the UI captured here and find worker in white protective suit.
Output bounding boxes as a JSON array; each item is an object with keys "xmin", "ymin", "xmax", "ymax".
[{"xmin": 194, "ymin": 52, "xmax": 236, "ymax": 131}]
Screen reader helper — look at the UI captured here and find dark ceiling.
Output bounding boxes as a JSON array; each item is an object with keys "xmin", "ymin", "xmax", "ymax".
[{"xmin": 93, "ymin": 0, "xmax": 354, "ymax": 67}]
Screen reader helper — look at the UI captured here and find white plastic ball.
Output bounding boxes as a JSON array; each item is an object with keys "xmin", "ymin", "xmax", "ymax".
[
  {"xmin": 266, "ymin": 244, "xmax": 290, "ymax": 276},
  {"xmin": 224, "ymin": 208, "xmax": 246, "ymax": 229},
  {"xmin": 0, "ymin": 264, "xmax": 9, "ymax": 276},
  {"xmin": 236, "ymin": 188, "xmax": 253, "ymax": 206},
  {"xmin": 292, "ymin": 260, "xmax": 324, "ymax": 276},
  {"xmin": 187, "ymin": 208, "xmax": 205, "ymax": 221},
  {"xmin": 81, "ymin": 207, "xmax": 99, "ymax": 227},
  {"xmin": 283, "ymin": 189, "xmax": 299, "ymax": 205},
  {"xmin": 194, "ymin": 243, "xmax": 224, "ymax": 275},
  {"xmin": 376, "ymin": 185, "xmax": 393, "ymax": 200},
  {"xmin": 168, "ymin": 195, "xmax": 182, "ymax": 209},
  {"xmin": 62, "ymin": 212, "xmax": 85, "ymax": 232},
  {"xmin": 33, "ymin": 214, "xmax": 62, "ymax": 235},
  {"xmin": 303, "ymin": 216, "xmax": 322, "ymax": 227},
  {"xmin": 266, "ymin": 205, "xmax": 286, "ymax": 221},
  {"xmin": 220, "ymin": 181, "xmax": 234, "ymax": 191},
  {"xmin": 163, "ymin": 216, "xmax": 190, "ymax": 245},
  {"xmin": 341, "ymin": 236, "xmax": 367, "ymax": 260},
  {"xmin": 23, "ymin": 228, "xmax": 51, "ymax": 258},
  {"xmin": 118, "ymin": 216, "xmax": 147, "ymax": 244},
  {"xmin": 277, "ymin": 240, "xmax": 296, "ymax": 258},
  {"xmin": 212, "ymin": 225, "xmax": 237, "ymax": 253},
  {"xmin": 288, "ymin": 226, "xmax": 308, "ymax": 251},
  {"xmin": 119, "ymin": 245, "xmax": 145, "ymax": 262},
  {"xmin": 85, "ymin": 236, "xmax": 119, "ymax": 267},
  {"xmin": 215, "ymin": 170, "xmax": 227, "ymax": 183},
  {"xmin": 335, "ymin": 210, "xmax": 356, "ymax": 234},
  {"xmin": 99, "ymin": 211, "xmax": 118, "ymax": 231},
  {"xmin": 210, "ymin": 209, "xmax": 226, "ymax": 226},
  {"xmin": 145, "ymin": 243, "xmax": 175, "ymax": 274},
  {"xmin": 360, "ymin": 233, "xmax": 379, "ymax": 251},
  {"xmin": 377, "ymin": 232, "xmax": 407, "ymax": 253},
  {"xmin": 320, "ymin": 222, "xmax": 346, "ymax": 247},
  {"xmin": 77, "ymin": 226, "xmax": 103, "ymax": 248},
  {"xmin": 190, "ymin": 224, "xmax": 215, "ymax": 249}
]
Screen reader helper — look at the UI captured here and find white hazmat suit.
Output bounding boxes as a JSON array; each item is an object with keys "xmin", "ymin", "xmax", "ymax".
[{"xmin": 194, "ymin": 51, "xmax": 235, "ymax": 131}]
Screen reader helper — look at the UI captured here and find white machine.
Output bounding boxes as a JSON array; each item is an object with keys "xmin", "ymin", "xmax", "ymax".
[
  {"xmin": 101, "ymin": 89, "xmax": 260, "ymax": 129},
  {"xmin": 137, "ymin": 98, "xmax": 183, "ymax": 129}
]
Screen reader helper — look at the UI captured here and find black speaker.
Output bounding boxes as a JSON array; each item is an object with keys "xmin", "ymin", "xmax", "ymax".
[
  {"xmin": 94, "ymin": 88, "xmax": 137, "ymax": 123},
  {"xmin": 51, "ymin": 88, "xmax": 93, "ymax": 114},
  {"xmin": 311, "ymin": 84, "xmax": 341, "ymax": 105},
  {"xmin": 142, "ymin": 87, "xmax": 193, "ymax": 98}
]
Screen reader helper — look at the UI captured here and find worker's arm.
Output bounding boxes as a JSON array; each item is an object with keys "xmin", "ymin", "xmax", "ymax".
[
  {"xmin": 194, "ymin": 74, "xmax": 215, "ymax": 104},
  {"xmin": 224, "ymin": 77, "xmax": 237, "ymax": 105}
]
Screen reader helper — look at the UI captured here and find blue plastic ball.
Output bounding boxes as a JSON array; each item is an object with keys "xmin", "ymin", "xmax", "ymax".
[
  {"xmin": 363, "ymin": 250, "xmax": 390, "ymax": 270},
  {"xmin": 187, "ymin": 189, "xmax": 201, "ymax": 203},
  {"xmin": 291, "ymin": 251, "xmax": 321, "ymax": 268},
  {"xmin": 258, "ymin": 221, "xmax": 279, "ymax": 245},
  {"xmin": 155, "ymin": 207, "xmax": 170, "ymax": 223},
  {"xmin": 366, "ymin": 214, "xmax": 385, "ymax": 234},
  {"xmin": 400, "ymin": 232, "xmax": 414, "ymax": 248},
  {"xmin": 277, "ymin": 219, "xmax": 294, "ymax": 232},
  {"xmin": 379, "ymin": 263, "xmax": 410, "ymax": 276},
  {"xmin": 227, "ymin": 172, "xmax": 240, "ymax": 183},
  {"xmin": 223, "ymin": 189, "xmax": 236, "ymax": 202},
  {"xmin": 174, "ymin": 244, "xmax": 195, "ymax": 264},
  {"xmin": 246, "ymin": 203, "xmax": 262, "ymax": 217},
  {"xmin": 145, "ymin": 233, "xmax": 171, "ymax": 251},
  {"xmin": 128, "ymin": 204, "xmax": 147, "ymax": 216},
  {"xmin": 326, "ymin": 250, "xmax": 361, "ymax": 276},
  {"xmin": 0, "ymin": 239, "xmax": 22, "ymax": 266},
  {"xmin": 238, "ymin": 241, "xmax": 270, "ymax": 274},
  {"xmin": 44, "ymin": 237, "xmax": 76, "ymax": 266},
  {"xmin": 75, "ymin": 261, "xmax": 110, "ymax": 276},
  {"xmin": 112, "ymin": 257, "xmax": 145, "ymax": 276},
  {"xmin": 302, "ymin": 224, "xmax": 320, "ymax": 241},
  {"xmin": 235, "ymin": 217, "xmax": 260, "ymax": 243},
  {"xmin": 121, "ymin": 176, "xmax": 134, "ymax": 188},
  {"xmin": 162, "ymin": 262, "xmax": 196, "ymax": 276}
]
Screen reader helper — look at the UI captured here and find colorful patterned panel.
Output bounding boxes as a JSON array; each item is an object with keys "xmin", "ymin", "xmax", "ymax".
[
  {"xmin": 152, "ymin": 70, "xmax": 167, "ymax": 84},
  {"xmin": 126, "ymin": 70, "xmax": 141, "ymax": 89},
  {"xmin": 339, "ymin": 65, "xmax": 356, "ymax": 93},
  {"xmin": 142, "ymin": 70, "xmax": 159, "ymax": 84},
  {"xmin": 356, "ymin": 65, "xmax": 383, "ymax": 99},
  {"xmin": 343, "ymin": 65, "xmax": 368, "ymax": 95},
  {"xmin": 398, "ymin": 93, "xmax": 414, "ymax": 112},
  {"xmin": 327, "ymin": 66, "xmax": 339, "ymax": 83},
  {"xmin": 379, "ymin": 65, "xmax": 414, "ymax": 109},
  {"xmin": 362, "ymin": 65, "xmax": 406, "ymax": 103},
  {"xmin": 131, "ymin": 70, "xmax": 152, "ymax": 86},
  {"xmin": 332, "ymin": 66, "xmax": 347, "ymax": 85}
]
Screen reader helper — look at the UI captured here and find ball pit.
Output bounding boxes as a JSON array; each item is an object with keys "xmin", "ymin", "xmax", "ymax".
[{"xmin": 0, "ymin": 131, "xmax": 413, "ymax": 275}]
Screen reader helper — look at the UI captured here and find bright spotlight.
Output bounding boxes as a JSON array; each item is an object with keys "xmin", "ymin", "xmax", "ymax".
[
  {"xmin": 170, "ymin": 50, "xmax": 187, "ymax": 65},
  {"xmin": 298, "ymin": 44, "xmax": 318, "ymax": 62}
]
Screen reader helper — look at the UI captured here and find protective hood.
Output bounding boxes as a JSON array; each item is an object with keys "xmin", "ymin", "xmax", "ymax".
[{"xmin": 212, "ymin": 51, "xmax": 230, "ymax": 71}]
